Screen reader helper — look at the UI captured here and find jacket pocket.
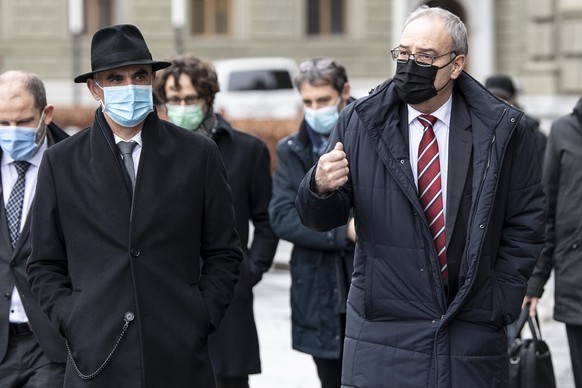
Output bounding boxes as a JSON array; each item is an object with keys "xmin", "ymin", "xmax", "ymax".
[
  {"xmin": 189, "ymin": 282, "xmax": 211, "ymax": 334},
  {"xmin": 58, "ymin": 289, "xmax": 81, "ymax": 337}
]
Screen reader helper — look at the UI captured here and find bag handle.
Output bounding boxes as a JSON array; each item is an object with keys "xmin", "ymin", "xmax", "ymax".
[
  {"xmin": 508, "ymin": 302, "xmax": 531, "ymax": 344},
  {"xmin": 508, "ymin": 302, "xmax": 545, "ymax": 345}
]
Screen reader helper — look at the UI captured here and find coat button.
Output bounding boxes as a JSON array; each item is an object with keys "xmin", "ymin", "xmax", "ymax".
[
  {"xmin": 130, "ymin": 248, "xmax": 140, "ymax": 257},
  {"xmin": 3, "ymin": 292, "xmax": 11, "ymax": 300},
  {"xmin": 125, "ymin": 312, "xmax": 135, "ymax": 321},
  {"xmin": 573, "ymin": 243, "xmax": 579, "ymax": 250},
  {"xmin": 479, "ymin": 224, "xmax": 485, "ymax": 229}
]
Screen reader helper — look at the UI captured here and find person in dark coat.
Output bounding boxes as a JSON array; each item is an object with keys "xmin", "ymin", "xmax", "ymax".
[
  {"xmin": 0, "ymin": 71, "xmax": 68, "ymax": 387},
  {"xmin": 26, "ymin": 25, "xmax": 243, "ymax": 388},
  {"xmin": 524, "ymin": 97, "xmax": 582, "ymax": 388},
  {"xmin": 269, "ymin": 57, "xmax": 355, "ymax": 388},
  {"xmin": 295, "ymin": 6, "xmax": 545, "ymax": 388},
  {"xmin": 154, "ymin": 54, "xmax": 278, "ymax": 388},
  {"xmin": 485, "ymin": 73, "xmax": 547, "ymax": 169}
]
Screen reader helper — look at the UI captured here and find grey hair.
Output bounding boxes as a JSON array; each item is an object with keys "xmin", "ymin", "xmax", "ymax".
[
  {"xmin": 294, "ymin": 57, "xmax": 348, "ymax": 93},
  {"xmin": 404, "ymin": 5, "xmax": 468, "ymax": 56},
  {"xmin": 0, "ymin": 70, "xmax": 47, "ymax": 113}
]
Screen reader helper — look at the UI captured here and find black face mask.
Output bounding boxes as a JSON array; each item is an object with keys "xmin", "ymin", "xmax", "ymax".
[{"xmin": 393, "ymin": 59, "xmax": 454, "ymax": 104}]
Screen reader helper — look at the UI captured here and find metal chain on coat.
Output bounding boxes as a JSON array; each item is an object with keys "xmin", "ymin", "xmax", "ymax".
[{"xmin": 65, "ymin": 313, "xmax": 134, "ymax": 380}]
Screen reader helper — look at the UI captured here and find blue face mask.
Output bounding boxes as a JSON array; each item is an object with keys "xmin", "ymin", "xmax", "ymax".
[
  {"xmin": 0, "ymin": 112, "xmax": 44, "ymax": 161},
  {"xmin": 97, "ymin": 83, "xmax": 153, "ymax": 127},
  {"xmin": 304, "ymin": 97, "xmax": 341, "ymax": 135}
]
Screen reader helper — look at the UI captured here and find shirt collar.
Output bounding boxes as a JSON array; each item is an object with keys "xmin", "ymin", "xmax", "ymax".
[
  {"xmin": 407, "ymin": 94, "xmax": 453, "ymax": 127},
  {"xmin": 113, "ymin": 131, "xmax": 142, "ymax": 147}
]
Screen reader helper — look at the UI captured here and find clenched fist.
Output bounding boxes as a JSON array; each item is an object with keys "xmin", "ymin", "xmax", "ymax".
[{"xmin": 314, "ymin": 142, "xmax": 349, "ymax": 195}]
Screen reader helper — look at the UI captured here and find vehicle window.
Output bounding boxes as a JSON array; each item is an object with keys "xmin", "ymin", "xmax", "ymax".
[{"xmin": 227, "ymin": 70, "xmax": 294, "ymax": 91}]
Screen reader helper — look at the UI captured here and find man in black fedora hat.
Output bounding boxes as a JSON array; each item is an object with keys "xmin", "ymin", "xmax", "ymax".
[{"xmin": 27, "ymin": 24, "xmax": 243, "ymax": 387}]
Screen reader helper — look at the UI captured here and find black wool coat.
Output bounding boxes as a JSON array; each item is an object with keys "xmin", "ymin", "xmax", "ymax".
[
  {"xmin": 27, "ymin": 111, "xmax": 243, "ymax": 387},
  {"xmin": 296, "ymin": 72, "xmax": 545, "ymax": 388},
  {"xmin": 207, "ymin": 115, "xmax": 278, "ymax": 376}
]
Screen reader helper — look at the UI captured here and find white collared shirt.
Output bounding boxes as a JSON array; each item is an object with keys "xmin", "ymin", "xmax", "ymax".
[
  {"xmin": 1, "ymin": 137, "xmax": 48, "ymax": 323},
  {"xmin": 113, "ymin": 131, "xmax": 143, "ymax": 176},
  {"xmin": 408, "ymin": 94, "xmax": 452, "ymax": 220}
]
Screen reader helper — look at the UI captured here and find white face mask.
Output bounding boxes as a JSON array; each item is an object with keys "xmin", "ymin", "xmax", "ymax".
[
  {"xmin": 96, "ymin": 82, "xmax": 153, "ymax": 127},
  {"xmin": 304, "ymin": 97, "xmax": 341, "ymax": 135}
]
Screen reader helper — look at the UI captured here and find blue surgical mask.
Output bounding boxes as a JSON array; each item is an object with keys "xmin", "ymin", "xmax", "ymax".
[
  {"xmin": 0, "ymin": 112, "xmax": 44, "ymax": 161},
  {"xmin": 304, "ymin": 97, "xmax": 341, "ymax": 135},
  {"xmin": 97, "ymin": 83, "xmax": 153, "ymax": 127}
]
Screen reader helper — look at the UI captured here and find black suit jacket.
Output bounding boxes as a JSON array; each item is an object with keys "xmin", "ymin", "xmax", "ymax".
[{"xmin": 0, "ymin": 122, "xmax": 68, "ymax": 363}]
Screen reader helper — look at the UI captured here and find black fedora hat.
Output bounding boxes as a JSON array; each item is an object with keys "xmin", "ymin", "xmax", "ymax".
[{"xmin": 74, "ymin": 24, "xmax": 172, "ymax": 83}]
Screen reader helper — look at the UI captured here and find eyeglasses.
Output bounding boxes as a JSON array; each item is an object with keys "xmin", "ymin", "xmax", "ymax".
[
  {"xmin": 166, "ymin": 95, "xmax": 205, "ymax": 106},
  {"xmin": 390, "ymin": 48, "xmax": 456, "ymax": 68}
]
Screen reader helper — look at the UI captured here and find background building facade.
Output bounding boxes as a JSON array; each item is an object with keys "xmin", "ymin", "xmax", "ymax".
[{"xmin": 0, "ymin": 0, "xmax": 580, "ymax": 128}]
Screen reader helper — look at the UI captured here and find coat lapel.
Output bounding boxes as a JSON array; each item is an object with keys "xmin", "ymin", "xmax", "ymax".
[{"xmin": 446, "ymin": 93, "xmax": 472, "ymax": 246}]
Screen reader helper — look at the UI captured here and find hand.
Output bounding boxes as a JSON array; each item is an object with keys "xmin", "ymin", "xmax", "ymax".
[
  {"xmin": 522, "ymin": 295, "xmax": 539, "ymax": 317},
  {"xmin": 346, "ymin": 217, "xmax": 356, "ymax": 242},
  {"xmin": 314, "ymin": 142, "xmax": 349, "ymax": 195}
]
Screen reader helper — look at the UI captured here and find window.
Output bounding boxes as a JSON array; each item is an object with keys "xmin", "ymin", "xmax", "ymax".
[
  {"xmin": 84, "ymin": 0, "xmax": 115, "ymax": 35},
  {"xmin": 307, "ymin": 0, "xmax": 345, "ymax": 35},
  {"xmin": 191, "ymin": 0, "xmax": 232, "ymax": 35},
  {"xmin": 227, "ymin": 70, "xmax": 294, "ymax": 92}
]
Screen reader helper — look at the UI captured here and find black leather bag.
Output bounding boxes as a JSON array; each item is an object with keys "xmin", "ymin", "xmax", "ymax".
[{"xmin": 508, "ymin": 304, "xmax": 556, "ymax": 388}]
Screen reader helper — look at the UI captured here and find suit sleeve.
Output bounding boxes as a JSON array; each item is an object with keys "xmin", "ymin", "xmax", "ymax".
[
  {"xmin": 493, "ymin": 118, "xmax": 546, "ymax": 323},
  {"xmin": 26, "ymin": 152, "xmax": 72, "ymax": 333},
  {"xmin": 199, "ymin": 141, "xmax": 244, "ymax": 331},
  {"xmin": 246, "ymin": 141, "xmax": 278, "ymax": 283},
  {"xmin": 527, "ymin": 123, "xmax": 559, "ymax": 297}
]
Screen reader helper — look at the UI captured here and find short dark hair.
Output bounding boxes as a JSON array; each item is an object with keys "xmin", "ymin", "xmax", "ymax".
[
  {"xmin": 154, "ymin": 54, "xmax": 220, "ymax": 107},
  {"xmin": 294, "ymin": 57, "xmax": 348, "ymax": 93}
]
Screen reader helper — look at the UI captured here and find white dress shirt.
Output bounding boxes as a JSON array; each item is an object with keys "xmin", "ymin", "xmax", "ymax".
[{"xmin": 408, "ymin": 95, "xmax": 453, "ymax": 221}]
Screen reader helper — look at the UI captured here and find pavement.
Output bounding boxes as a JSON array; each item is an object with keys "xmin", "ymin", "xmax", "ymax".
[{"xmin": 249, "ymin": 241, "xmax": 575, "ymax": 387}]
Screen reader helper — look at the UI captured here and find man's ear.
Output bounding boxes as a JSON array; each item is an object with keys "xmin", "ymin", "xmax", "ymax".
[
  {"xmin": 87, "ymin": 78, "xmax": 102, "ymax": 102},
  {"xmin": 450, "ymin": 55, "xmax": 465, "ymax": 80},
  {"xmin": 341, "ymin": 82, "xmax": 351, "ymax": 101},
  {"xmin": 43, "ymin": 104, "xmax": 54, "ymax": 125}
]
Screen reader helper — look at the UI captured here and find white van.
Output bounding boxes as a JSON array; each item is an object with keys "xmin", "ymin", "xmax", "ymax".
[{"xmin": 213, "ymin": 57, "xmax": 303, "ymax": 120}]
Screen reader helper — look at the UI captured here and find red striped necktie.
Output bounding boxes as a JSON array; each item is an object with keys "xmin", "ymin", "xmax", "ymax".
[{"xmin": 417, "ymin": 114, "xmax": 447, "ymax": 281}]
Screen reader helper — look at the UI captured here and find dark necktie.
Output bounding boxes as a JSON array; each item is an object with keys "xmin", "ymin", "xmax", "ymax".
[
  {"xmin": 117, "ymin": 141, "xmax": 137, "ymax": 191},
  {"xmin": 417, "ymin": 114, "xmax": 447, "ymax": 281},
  {"xmin": 5, "ymin": 161, "xmax": 30, "ymax": 248}
]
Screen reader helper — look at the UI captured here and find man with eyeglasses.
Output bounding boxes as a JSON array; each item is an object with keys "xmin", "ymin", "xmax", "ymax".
[
  {"xmin": 295, "ymin": 5, "xmax": 545, "ymax": 387},
  {"xmin": 0, "ymin": 70, "xmax": 68, "ymax": 388},
  {"xmin": 269, "ymin": 57, "xmax": 355, "ymax": 388},
  {"xmin": 27, "ymin": 25, "xmax": 243, "ymax": 387},
  {"xmin": 154, "ymin": 54, "xmax": 278, "ymax": 388}
]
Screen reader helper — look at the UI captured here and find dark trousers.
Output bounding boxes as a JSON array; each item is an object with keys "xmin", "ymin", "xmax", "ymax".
[
  {"xmin": 216, "ymin": 375, "xmax": 249, "ymax": 388},
  {"xmin": 0, "ymin": 332, "xmax": 65, "ymax": 388},
  {"xmin": 566, "ymin": 324, "xmax": 582, "ymax": 388},
  {"xmin": 313, "ymin": 356, "xmax": 342, "ymax": 388}
]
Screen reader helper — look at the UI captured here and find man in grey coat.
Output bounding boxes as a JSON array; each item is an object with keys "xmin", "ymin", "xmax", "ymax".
[
  {"xmin": 296, "ymin": 6, "xmax": 545, "ymax": 387},
  {"xmin": 525, "ymin": 96, "xmax": 582, "ymax": 388},
  {"xmin": 27, "ymin": 24, "xmax": 242, "ymax": 387}
]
